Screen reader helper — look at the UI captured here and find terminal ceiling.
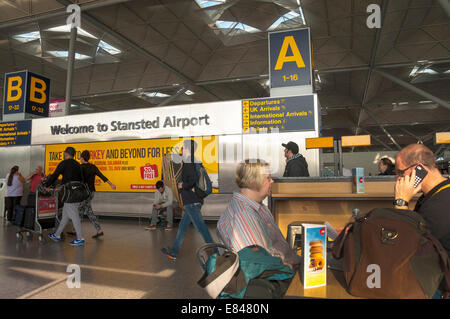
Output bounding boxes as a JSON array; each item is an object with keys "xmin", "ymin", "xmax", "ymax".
[{"xmin": 0, "ymin": 0, "xmax": 449, "ymax": 153}]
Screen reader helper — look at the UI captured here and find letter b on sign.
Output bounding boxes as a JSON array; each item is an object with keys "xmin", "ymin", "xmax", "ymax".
[
  {"xmin": 25, "ymin": 72, "xmax": 50, "ymax": 117},
  {"xmin": 29, "ymin": 76, "xmax": 47, "ymax": 104},
  {"xmin": 6, "ymin": 76, "xmax": 23, "ymax": 102}
]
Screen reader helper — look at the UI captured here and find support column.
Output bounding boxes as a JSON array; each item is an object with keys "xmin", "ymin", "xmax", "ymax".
[
  {"xmin": 338, "ymin": 140, "xmax": 343, "ymax": 176},
  {"xmin": 65, "ymin": 26, "xmax": 77, "ymax": 116},
  {"xmin": 333, "ymin": 140, "xmax": 339, "ymax": 176}
]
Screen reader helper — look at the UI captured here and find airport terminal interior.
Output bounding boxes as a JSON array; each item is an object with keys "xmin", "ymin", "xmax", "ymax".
[{"xmin": 0, "ymin": 0, "xmax": 449, "ymax": 300}]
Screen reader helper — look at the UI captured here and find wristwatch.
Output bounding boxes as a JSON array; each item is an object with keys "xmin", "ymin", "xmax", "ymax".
[{"xmin": 393, "ymin": 199, "xmax": 409, "ymax": 207}]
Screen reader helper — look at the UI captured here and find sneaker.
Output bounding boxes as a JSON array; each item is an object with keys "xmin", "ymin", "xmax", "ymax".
[
  {"xmin": 70, "ymin": 238, "xmax": 85, "ymax": 246},
  {"xmin": 145, "ymin": 225, "xmax": 157, "ymax": 230},
  {"xmin": 48, "ymin": 233, "xmax": 61, "ymax": 242},
  {"xmin": 161, "ymin": 247, "xmax": 176, "ymax": 260},
  {"xmin": 165, "ymin": 226, "xmax": 174, "ymax": 231},
  {"xmin": 92, "ymin": 231, "xmax": 104, "ymax": 239}
]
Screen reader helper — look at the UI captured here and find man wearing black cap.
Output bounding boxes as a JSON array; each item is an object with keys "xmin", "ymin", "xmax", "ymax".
[
  {"xmin": 282, "ymin": 141, "xmax": 310, "ymax": 177},
  {"xmin": 43, "ymin": 146, "xmax": 85, "ymax": 246}
]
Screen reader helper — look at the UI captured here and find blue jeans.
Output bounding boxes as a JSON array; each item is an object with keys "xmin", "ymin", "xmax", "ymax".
[{"xmin": 170, "ymin": 203, "xmax": 213, "ymax": 256}]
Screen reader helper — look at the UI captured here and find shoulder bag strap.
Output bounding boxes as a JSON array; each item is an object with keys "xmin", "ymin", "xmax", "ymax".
[
  {"xmin": 197, "ymin": 245, "xmax": 240, "ymax": 299},
  {"xmin": 425, "ymin": 234, "xmax": 450, "ymax": 298},
  {"xmin": 332, "ymin": 222, "xmax": 354, "ymax": 259}
]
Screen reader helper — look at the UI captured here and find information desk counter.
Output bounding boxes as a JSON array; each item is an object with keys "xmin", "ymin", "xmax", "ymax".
[{"xmin": 269, "ymin": 176, "xmax": 417, "ymax": 238}]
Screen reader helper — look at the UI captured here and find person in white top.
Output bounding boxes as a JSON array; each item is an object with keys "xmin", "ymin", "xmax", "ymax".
[
  {"xmin": 145, "ymin": 180, "xmax": 176, "ymax": 231},
  {"xmin": 5, "ymin": 166, "xmax": 26, "ymax": 222}
]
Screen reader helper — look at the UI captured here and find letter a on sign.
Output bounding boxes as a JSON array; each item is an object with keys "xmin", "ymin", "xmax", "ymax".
[
  {"xmin": 274, "ymin": 36, "xmax": 306, "ymax": 70},
  {"xmin": 269, "ymin": 28, "xmax": 311, "ymax": 88}
]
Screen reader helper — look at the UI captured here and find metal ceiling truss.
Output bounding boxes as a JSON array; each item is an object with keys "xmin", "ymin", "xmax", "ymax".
[
  {"xmin": 55, "ymin": 0, "xmax": 221, "ymax": 102},
  {"xmin": 437, "ymin": 0, "xmax": 450, "ymax": 19},
  {"xmin": 352, "ymin": 0, "xmax": 402, "ymax": 151},
  {"xmin": 0, "ymin": 0, "xmax": 133, "ymax": 30},
  {"xmin": 373, "ymin": 68, "xmax": 450, "ymax": 111}
]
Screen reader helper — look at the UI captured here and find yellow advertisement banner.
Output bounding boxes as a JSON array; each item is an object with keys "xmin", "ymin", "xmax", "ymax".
[{"xmin": 45, "ymin": 136, "xmax": 219, "ymax": 193}]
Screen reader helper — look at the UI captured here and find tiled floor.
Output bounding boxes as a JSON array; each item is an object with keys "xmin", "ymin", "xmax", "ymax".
[{"xmin": 0, "ymin": 216, "xmax": 216, "ymax": 299}]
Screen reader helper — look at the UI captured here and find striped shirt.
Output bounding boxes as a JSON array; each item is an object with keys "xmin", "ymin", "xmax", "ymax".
[{"xmin": 217, "ymin": 192, "xmax": 301, "ymax": 266}]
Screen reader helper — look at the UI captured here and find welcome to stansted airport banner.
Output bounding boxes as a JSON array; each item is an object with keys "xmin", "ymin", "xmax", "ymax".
[
  {"xmin": 45, "ymin": 136, "xmax": 219, "ymax": 193},
  {"xmin": 32, "ymin": 100, "xmax": 243, "ymax": 145}
]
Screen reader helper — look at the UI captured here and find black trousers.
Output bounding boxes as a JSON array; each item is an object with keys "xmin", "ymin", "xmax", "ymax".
[{"xmin": 5, "ymin": 196, "xmax": 22, "ymax": 221}]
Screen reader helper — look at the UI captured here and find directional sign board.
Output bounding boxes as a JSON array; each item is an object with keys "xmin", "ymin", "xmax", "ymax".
[
  {"xmin": 0, "ymin": 120, "xmax": 32, "ymax": 147},
  {"xmin": 269, "ymin": 28, "xmax": 312, "ymax": 89},
  {"xmin": 242, "ymin": 95, "xmax": 315, "ymax": 134}
]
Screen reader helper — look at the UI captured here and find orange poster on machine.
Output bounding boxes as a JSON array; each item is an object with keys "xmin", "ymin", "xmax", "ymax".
[{"xmin": 44, "ymin": 136, "xmax": 219, "ymax": 193}]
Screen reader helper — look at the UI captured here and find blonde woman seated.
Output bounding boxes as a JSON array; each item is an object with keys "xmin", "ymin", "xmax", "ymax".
[{"xmin": 217, "ymin": 159, "xmax": 301, "ymax": 268}]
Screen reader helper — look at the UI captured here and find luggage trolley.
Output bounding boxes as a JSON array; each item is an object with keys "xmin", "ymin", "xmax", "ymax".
[{"xmin": 16, "ymin": 185, "xmax": 63, "ymax": 244}]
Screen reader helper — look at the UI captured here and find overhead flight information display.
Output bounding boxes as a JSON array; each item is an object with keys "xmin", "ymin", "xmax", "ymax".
[
  {"xmin": 0, "ymin": 120, "xmax": 32, "ymax": 147},
  {"xmin": 242, "ymin": 95, "xmax": 315, "ymax": 134}
]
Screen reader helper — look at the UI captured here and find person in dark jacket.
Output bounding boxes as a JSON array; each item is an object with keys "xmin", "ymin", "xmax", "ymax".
[
  {"xmin": 378, "ymin": 157, "xmax": 396, "ymax": 175},
  {"xmin": 44, "ymin": 147, "xmax": 85, "ymax": 246},
  {"xmin": 68, "ymin": 150, "xmax": 116, "ymax": 239},
  {"xmin": 394, "ymin": 144, "xmax": 450, "ymax": 299},
  {"xmin": 161, "ymin": 139, "xmax": 214, "ymax": 260},
  {"xmin": 282, "ymin": 141, "xmax": 309, "ymax": 177}
]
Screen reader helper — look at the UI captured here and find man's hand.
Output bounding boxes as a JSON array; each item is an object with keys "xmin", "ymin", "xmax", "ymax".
[
  {"xmin": 154, "ymin": 204, "xmax": 162, "ymax": 209},
  {"xmin": 395, "ymin": 169, "xmax": 422, "ymax": 208},
  {"xmin": 178, "ymin": 182, "xmax": 183, "ymax": 189}
]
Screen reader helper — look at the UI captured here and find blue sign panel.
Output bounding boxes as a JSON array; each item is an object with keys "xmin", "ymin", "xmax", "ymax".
[
  {"xmin": 242, "ymin": 95, "xmax": 315, "ymax": 134},
  {"xmin": 25, "ymin": 72, "xmax": 50, "ymax": 117},
  {"xmin": 3, "ymin": 71, "xmax": 27, "ymax": 115},
  {"xmin": 0, "ymin": 120, "xmax": 32, "ymax": 147},
  {"xmin": 269, "ymin": 28, "xmax": 312, "ymax": 89}
]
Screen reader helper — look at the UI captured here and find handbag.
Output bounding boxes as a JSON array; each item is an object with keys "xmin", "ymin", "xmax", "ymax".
[
  {"xmin": 60, "ymin": 165, "xmax": 91, "ymax": 203},
  {"xmin": 197, "ymin": 244, "xmax": 294, "ymax": 299},
  {"xmin": 332, "ymin": 208, "xmax": 450, "ymax": 299}
]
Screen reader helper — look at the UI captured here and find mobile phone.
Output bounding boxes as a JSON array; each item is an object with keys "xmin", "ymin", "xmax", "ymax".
[{"xmin": 413, "ymin": 165, "xmax": 428, "ymax": 188}]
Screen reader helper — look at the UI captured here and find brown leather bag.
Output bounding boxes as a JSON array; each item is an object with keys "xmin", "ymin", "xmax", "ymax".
[{"xmin": 332, "ymin": 208, "xmax": 450, "ymax": 299}]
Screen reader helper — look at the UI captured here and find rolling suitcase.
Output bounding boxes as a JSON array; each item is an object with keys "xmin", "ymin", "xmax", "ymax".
[
  {"xmin": 23, "ymin": 206, "xmax": 36, "ymax": 230},
  {"xmin": 13, "ymin": 205, "xmax": 26, "ymax": 227}
]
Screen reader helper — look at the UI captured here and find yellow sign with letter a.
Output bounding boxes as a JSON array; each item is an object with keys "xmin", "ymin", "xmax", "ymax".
[
  {"xmin": 45, "ymin": 136, "xmax": 219, "ymax": 193},
  {"xmin": 269, "ymin": 28, "xmax": 312, "ymax": 88}
]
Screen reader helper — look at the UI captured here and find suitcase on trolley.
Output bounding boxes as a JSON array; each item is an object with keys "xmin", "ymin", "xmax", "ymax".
[
  {"xmin": 13, "ymin": 205, "xmax": 26, "ymax": 227},
  {"xmin": 23, "ymin": 206, "xmax": 36, "ymax": 230}
]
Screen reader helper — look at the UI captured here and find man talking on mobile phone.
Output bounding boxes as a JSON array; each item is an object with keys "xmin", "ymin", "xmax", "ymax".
[{"xmin": 394, "ymin": 144, "xmax": 450, "ymax": 298}]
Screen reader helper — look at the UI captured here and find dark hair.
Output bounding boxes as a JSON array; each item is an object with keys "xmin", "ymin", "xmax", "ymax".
[
  {"xmin": 7, "ymin": 166, "xmax": 19, "ymax": 186},
  {"xmin": 64, "ymin": 146, "xmax": 76, "ymax": 157},
  {"xmin": 380, "ymin": 158, "xmax": 395, "ymax": 170},
  {"xmin": 81, "ymin": 150, "xmax": 90, "ymax": 162},
  {"xmin": 155, "ymin": 180, "xmax": 164, "ymax": 189},
  {"xmin": 399, "ymin": 144, "xmax": 436, "ymax": 168}
]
